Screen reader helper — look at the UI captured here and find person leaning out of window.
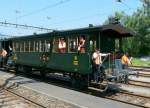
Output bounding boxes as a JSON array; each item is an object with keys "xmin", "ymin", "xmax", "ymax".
[
  {"xmin": 58, "ymin": 38, "xmax": 66, "ymax": 53},
  {"xmin": 78, "ymin": 36, "xmax": 85, "ymax": 53}
]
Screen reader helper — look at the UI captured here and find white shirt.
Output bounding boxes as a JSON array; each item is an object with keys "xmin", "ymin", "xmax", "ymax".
[
  {"xmin": 92, "ymin": 52, "xmax": 108, "ymax": 59},
  {"xmin": 58, "ymin": 42, "xmax": 66, "ymax": 49},
  {"xmin": 92, "ymin": 52, "xmax": 108, "ymax": 64}
]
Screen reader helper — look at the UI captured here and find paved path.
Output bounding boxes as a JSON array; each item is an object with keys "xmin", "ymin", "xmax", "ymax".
[{"xmin": 0, "ymin": 71, "xmax": 140, "ymax": 108}]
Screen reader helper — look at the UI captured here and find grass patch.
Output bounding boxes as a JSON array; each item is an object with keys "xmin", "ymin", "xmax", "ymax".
[{"xmin": 131, "ymin": 58, "xmax": 150, "ymax": 67}]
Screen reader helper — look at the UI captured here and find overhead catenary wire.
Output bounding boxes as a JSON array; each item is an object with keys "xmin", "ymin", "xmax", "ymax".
[
  {"xmin": 119, "ymin": 0, "xmax": 133, "ymax": 10},
  {"xmin": 47, "ymin": 7, "xmax": 137, "ymax": 26},
  {"xmin": 2, "ymin": 7, "xmax": 137, "ymax": 32},
  {"xmin": 14, "ymin": 0, "xmax": 135, "ymax": 27},
  {"xmin": 49, "ymin": 12, "xmax": 110, "ymax": 25},
  {"xmin": 0, "ymin": 8, "xmax": 136, "ymax": 34},
  {"xmin": 0, "ymin": 1, "xmax": 138, "ymax": 36},
  {"xmin": 16, "ymin": 0, "xmax": 71, "ymax": 20},
  {"xmin": 0, "ymin": 21, "xmax": 53, "ymax": 32}
]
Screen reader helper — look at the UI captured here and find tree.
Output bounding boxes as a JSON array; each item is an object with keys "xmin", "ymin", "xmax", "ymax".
[{"xmin": 104, "ymin": 1, "xmax": 150, "ymax": 56}]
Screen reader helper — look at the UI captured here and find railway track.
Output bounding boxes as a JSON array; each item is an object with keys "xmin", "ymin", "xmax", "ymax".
[
  {"xmin": 135, "ymin": 71, "xmax": 150, "ymax": 77},
  {"xmin": 137, "ymin": 72, "xmax": 150, "ymax": 77},
  {"xmin": 87, "ymin": 84, "xmax": 150, "ymax": 108},
  {"xmin": 129, "ymin": 66, "xmax": 150, "ymax": 72},
  {"xmin": 90, "ymin": 66, "xmax": 150, "ymax": 107},
  {"xmin": 1, "ymin": 68, "xmax": 150, "ymax": 108},
  {"xmin": 105, "ymin": 91, "xmax": 150, "ymax": 108},
  {"xmin": 128, "ymin": 66, "xmax": 150, "ymax": 88},
  {"xmin": 128, "ymin": 68, "xmax": 150, "ymax": 78},
  {"xmin": 18, "ymin": 74, "xmax": 150, "ymax": 108},
  {"xmin": 129, "ymin": 66, "xmax": 150, "ymax": 69},
  {"xmin": 0, "ymin": 88, "xmax": 46, "ymax": 108},
  {"xmin": 128, "ymin": 80, "xmax": 150, "ymax": 88}
]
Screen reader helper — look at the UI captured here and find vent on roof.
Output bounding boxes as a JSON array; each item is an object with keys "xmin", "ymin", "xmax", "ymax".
[
  {"xmin": 89, "ymin": 24, "xmax": 93, "ymax": 27},
  {"xmin": 109, "ymin": 17, "xmax": 120, "ymax": 24},
  {"xmin": 33, "ymin": 32, "xmax": 37, "ymax": 35}
]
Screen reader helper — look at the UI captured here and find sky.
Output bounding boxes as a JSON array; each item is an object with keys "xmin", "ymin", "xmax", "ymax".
[{"xmin": 0, "ymin": 0, "xmax": 143, "ymax": 37}]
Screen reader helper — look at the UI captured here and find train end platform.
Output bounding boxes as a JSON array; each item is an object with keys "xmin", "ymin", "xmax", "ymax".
[{"xmin": 0, "ymin": 71, "xmax": 140, "ymax": 108}]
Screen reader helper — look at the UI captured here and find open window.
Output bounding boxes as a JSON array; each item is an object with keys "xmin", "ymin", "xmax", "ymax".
[
  {"xmin": 35, "ymin": 41, "xmax": 39, "ymax": 52},
  {"xmin": 53, "ymin": 37, "xmax": 66, "ymax": 53},
  {"xmin": 45, "ymin": 40, "xmax": 51, "ymax": 52},
  {"xmin": 53, "ymin": 38, "xmax": 59, "ymax": 53},
  {"xmin": 15, "ymin": 42, "xmax": 19, "ymax": 52},
  {"xmin": 30, "ymin": 41, "xmax": 34, "ymax": 52},
  {"xmin": 78, "ymin": 35, "xmax": 86, "ymax": 53},
  {"xmin": 89, "ymin": 35, "xmax": 97, "ymax": 52},
  {"xmin": 25, "ymin": 41, "xmax": 29, "ymax": 52},
  {"xmin": 68, "ymin": 37, "xmax": 78, "ymax": 53}
]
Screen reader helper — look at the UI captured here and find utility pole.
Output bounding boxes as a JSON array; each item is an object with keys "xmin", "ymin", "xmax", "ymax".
[
  {"xmin": 15, "ymin": 10, "xmax": 20, "ymax": 27},
  {"xmin": 110, "ymin": 0, "xmax": 122, "ymax": 24},
  {"xmin": 113, "ymin": 0, "xmax": 122, "ymax": 16}
]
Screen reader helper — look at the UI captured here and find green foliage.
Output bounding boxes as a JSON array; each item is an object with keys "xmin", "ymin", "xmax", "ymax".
[
  {"xmin": 131, "ymin": 57, "xmax": 150, "ymax": 67},
  {"xmin": 105, "ymin": 1, "xmax": 150, "ymax": 56},
  {"xmin": 124, "ymin": 4, "xmax": 150, "ymax": 56}
]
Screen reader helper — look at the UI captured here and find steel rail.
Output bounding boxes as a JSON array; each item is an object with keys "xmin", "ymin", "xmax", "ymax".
[
  {"xmin": 1, "ymin": 68, "xmax": 149, "ymax": 108},
  {"xmin": 1, "ymin": 88, "xmax": 47, "ymax": 108},
  {"xmin": 104, "ymin": 91, "xmax": 150, "ymax": 108},
  {"xmin": 128, "ymin": 80, "xmax": 150, "ymax": 88}
]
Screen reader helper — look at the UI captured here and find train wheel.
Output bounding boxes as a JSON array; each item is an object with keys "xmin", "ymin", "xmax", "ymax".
[
  {"xmin": 15, "ymin": 65, "xmax": 19, "ymax": 74},
  {"xmin": 71, "ymin": 77, "xmax": 77, "ymax": 88},
  {"xmin": 71, "ymin": 74, "xmax": 88, "ymax": 89},
  {"xmin": 71, "ymin": 73, "xmax": 79, "ymax": 89},
  {"xmin": 24, "ymin": 66, "xmax": 32, "ymax": 76},
  {"xmin": 40, "ymin": 70, "xmax": 47, "ymax": 78},
  {"xmin": 78, "ymin": 75, "xmax": 88, "ymax": 90}
]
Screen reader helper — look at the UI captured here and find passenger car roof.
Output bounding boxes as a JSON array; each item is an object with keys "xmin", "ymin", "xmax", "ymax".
[
  {"xmin": 101, "ymin": 23, "xmax": 135, "ymax": 37},
  {"xmin": 10, "ymin": 23, "xmax": 135, "ymax": 40}
]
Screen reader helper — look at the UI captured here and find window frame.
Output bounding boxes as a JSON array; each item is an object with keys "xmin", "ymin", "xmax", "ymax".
[
  {"xmin": 68, "ymin": 36, "xmax": 78, "ymax": 53},
  {"xmin": 52, "ymin": 37, "xmax": 67, "ymax": 53}
]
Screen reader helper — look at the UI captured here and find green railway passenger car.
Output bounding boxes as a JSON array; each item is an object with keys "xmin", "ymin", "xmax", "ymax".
[{"xmin": 1, "ymin": 23, "xmax": 134, "ymax": 89}]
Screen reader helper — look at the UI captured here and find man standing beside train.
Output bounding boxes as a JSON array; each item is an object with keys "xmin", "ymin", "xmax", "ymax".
[
  {"xmin": 0, "ymin": 48, "xmax": 7, "ymax": 67},
  {"xmin": 92, "ymin": 48, "xmax": 110, "ymax": 83},
  {"xmin": 121, "ymin": 52, "xmax": 131, "ymax": 69}
]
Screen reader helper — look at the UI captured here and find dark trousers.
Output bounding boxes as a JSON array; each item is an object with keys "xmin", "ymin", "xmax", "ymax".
[
  {"xmin": 0, "ymin": 57, "xmax": 7, "ymax": 67},
  {"xmin": 94, "ymin": 64, "xmax": 100, "ymax": 82},
  {"xmin": 122, "ymin": 64, "xmax": 128, "ymax": 69},
  {"xmin": 93, "ymin": 64, "xmax": 103, "ymax": 82},
  {"xmin": 93, "ymin": 64, "xmax": 105, "ymax": 83}
]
